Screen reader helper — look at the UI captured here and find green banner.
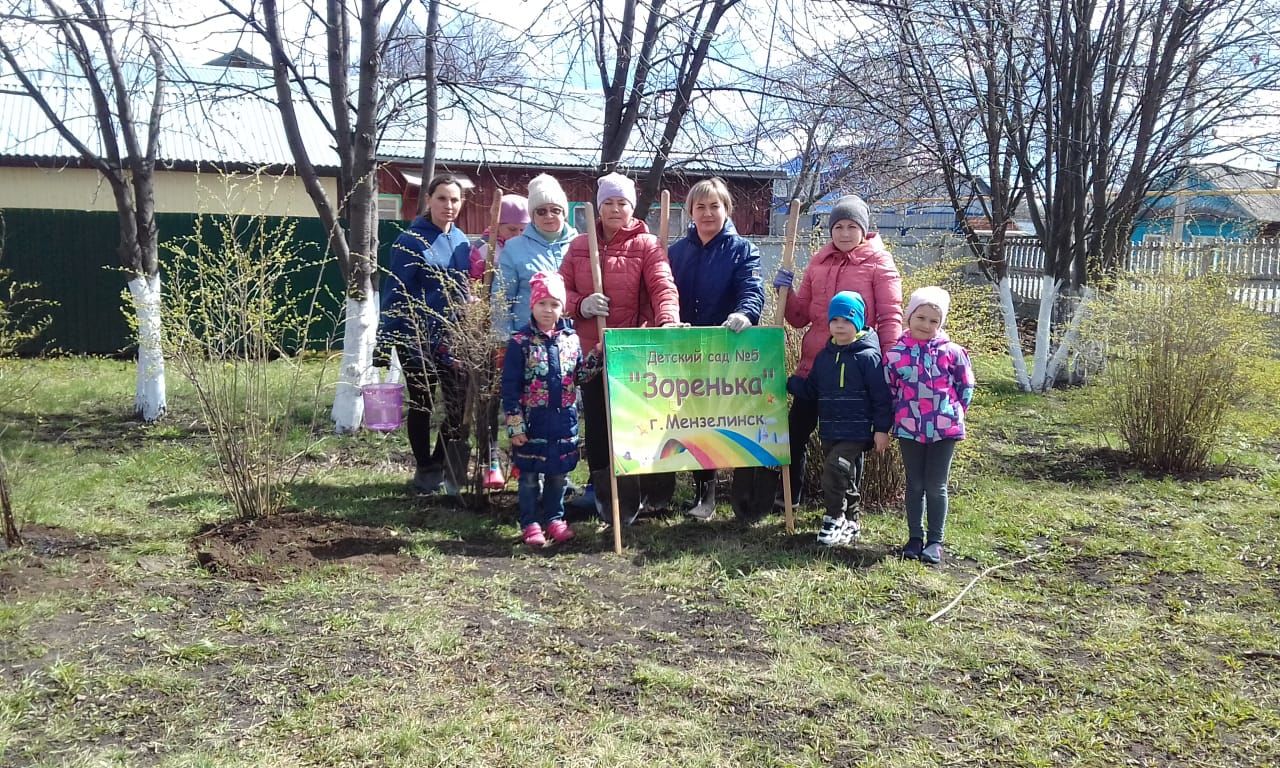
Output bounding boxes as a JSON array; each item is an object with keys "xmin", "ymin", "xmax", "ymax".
[{"xmin": 603, "ymin": 327, "xmax": 791, "ymax": 476}]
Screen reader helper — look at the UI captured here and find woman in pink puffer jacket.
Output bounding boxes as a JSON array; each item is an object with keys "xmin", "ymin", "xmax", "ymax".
[
  {"xmin": 560, "ymin": 172, "xmax": 680, "ymax": 522},
  {"xmin": 773, "ymin": 194, "xmax": 902, "ymax": 506}
]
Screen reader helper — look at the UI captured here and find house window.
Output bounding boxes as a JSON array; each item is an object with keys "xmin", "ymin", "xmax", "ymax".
[
  {"xmin": 645, "ymin": 203, "xmax": 685, "ymax": 238},
  {"xmin": 377, "ymin": 194, "xmax": 403, "ymax": 222}
]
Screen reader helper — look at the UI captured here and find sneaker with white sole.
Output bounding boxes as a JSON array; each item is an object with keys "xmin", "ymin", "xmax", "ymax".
[{"xmin": 816, "ymin": 515, "xmax": 860, "ymax": 547}]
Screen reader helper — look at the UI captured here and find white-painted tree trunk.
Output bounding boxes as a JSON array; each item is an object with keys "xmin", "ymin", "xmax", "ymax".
[
  {"xmin": 1043, "ymin": 285, "xmax": 1094, "ymax": 386},
  {"xmin": 330, "ymin": 293, "xmax": 380, "ymax": 433},
  {"xmin": 995, "ymin": 277, "xmax": 1031, "ymax": 391},
  {"xmin": 128, "ymin": 273, "xmax": 167, "ymax": 422},
  {"xmin": 1029, "ymin": 275, "xmax": 1060, "ymax": 391}
]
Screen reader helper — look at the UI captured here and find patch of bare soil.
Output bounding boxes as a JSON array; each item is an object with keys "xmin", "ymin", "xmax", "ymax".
[
  {"xmin": 0, "ymin": 524, "xmax": 113, "ymax": 597},
  {"xmin": 1009, "ymin": 445, "xmax": 1248, "ymax": 485},
  {"xmin": 191, "ymin": 511, "xmax": 415, "ymax": 581}
]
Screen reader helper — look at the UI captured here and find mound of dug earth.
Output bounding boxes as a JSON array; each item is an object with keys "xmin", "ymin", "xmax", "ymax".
[{"xmin": 192, "ymin": 512, "xmax": 414, "ymax": 581}]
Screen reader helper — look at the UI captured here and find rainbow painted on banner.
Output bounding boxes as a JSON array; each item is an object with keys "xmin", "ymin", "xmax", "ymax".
[{"xmin": 658, "ymin": 429, "xmax": 782, "ymax": 469}]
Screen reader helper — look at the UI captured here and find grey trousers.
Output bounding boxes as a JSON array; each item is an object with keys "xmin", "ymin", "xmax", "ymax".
[
  {"xmin": 897, "ymin": 438, "xmax": 958, "ymax": 543},
  {"xmin": 820, "ymin": 440, "xmax": 870, "ymax": 521}
]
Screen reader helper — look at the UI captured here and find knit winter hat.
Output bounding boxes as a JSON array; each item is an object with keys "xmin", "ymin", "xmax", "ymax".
[
  {"xmin": 499, "ymin": 194, "xmax": 530, "ymax": 226},
  {"xmin": 904, "ymin": 286, "xmax": 951, "ymax": 326},
  {"xmin": 827, "ymin": 290, "xmax": 867, "ymax": 331},
  {"xmin": 597, "ymin": 172, "xmax": 637, "ymax": 208},
  {"xmin": 529, "ymin": 271, "xmax": 567, "ymax": 307},
  {"xmin": 526, "ymin": 173, "xmax": 569, "ymax": 214},
  {"xmin": 829, "ymin": 194, "xmax": 871, "ymax": 234}
]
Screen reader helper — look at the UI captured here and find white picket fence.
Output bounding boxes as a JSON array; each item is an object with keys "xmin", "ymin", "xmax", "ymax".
[{"xmin": 1003, "ymin": 237, "xmax": 1280, "ymax": 316}]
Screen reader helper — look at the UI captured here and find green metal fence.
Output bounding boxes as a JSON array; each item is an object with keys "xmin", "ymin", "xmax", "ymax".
[{"xmin": 0, "ymin": 209, "xmax": 409, "ymax": 355}]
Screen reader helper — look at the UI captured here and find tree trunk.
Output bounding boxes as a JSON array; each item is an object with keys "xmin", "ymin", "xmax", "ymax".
[
  {"xmin": 1029, "ymin": 275, "xmax": 1059, "ymax": 391},
  {"xmin": 995, "ymin": 277, "xmax": 1031, "ymax": 391},
  {"xmin": 417, "ymin": 0, "xmax": 440, "ymax": 214},
  {"xmin": 330, "ymin": 293, "xmax": 380, "ymax": 432},
  {"xmin": 128, "ymin": 272, "xmax": 167, "ymax": 421},
  {"xmin": 1, "ymin": 450, "xmax": 19, "ymax": 548},
  {"xmin": 1044, "ymin": 285, "xmax": 1091, "ymax": 387}
]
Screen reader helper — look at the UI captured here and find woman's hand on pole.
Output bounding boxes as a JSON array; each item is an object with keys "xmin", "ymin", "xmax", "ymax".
[{"xmin": 581, "ymin": 292, "xmax": 610, "ymax": 317}]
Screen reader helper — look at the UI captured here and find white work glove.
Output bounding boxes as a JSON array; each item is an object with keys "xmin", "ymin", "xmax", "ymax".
[
  {"xmin": 722, "ymin": 312, "xmax": 751, "ymax": 332},
  {"xmin": 580, "ymin": 292, "xmax": 610, "ymax": 318}
]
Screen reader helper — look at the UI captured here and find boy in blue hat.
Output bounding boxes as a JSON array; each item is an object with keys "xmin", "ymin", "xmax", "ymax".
[{"xmin": 787, "ymin": 291, "xmax": 893, "ymax": 546}]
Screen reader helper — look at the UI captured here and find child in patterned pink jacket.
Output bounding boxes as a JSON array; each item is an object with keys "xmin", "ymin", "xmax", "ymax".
[{"xmin": 884, "ymin": 286, "xmax": 975, "ymax": 565}]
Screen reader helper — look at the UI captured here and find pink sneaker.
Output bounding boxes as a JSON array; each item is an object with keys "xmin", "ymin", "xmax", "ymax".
[
  {"xmin": 522, "ymin": 523, "xmax": 546, "ymax": 548},
  {"xmin": 546, "ymin": 519, "xmax": 575, "ymax": 544}
]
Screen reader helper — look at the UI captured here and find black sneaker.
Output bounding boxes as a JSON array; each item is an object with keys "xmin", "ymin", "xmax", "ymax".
[
  {"xmin": 901, "ymin": 537, "xmax": 924, "ymax": 560},
  {"xmin": 412, "ymin": 467, "xmax": 443, "ymax": 494}
]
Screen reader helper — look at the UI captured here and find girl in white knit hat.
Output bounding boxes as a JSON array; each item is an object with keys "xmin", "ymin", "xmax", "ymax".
[{"xmin": 883, "ymin": 286, "xmax": 975, "ymax": 565}]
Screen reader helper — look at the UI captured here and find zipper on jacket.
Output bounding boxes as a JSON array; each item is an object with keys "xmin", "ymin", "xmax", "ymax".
[{"xmin": 837, "ymin": 351, "xmax": 844, "ymax": 388}]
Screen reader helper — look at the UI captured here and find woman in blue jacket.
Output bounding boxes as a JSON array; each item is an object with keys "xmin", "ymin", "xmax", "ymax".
[
  {"xmin": 667, "ymin": 177, "xmax": 765, "ymax": 520},
  {"xmin": 378, "ymin": 175, "xmax": 473, "ymax": 497}
]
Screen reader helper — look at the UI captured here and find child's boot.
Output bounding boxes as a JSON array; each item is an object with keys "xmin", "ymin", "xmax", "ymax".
[
  {"xmin": 546, "ymin": 519, "xmax": 575, "ymax": 544},
  {"xmin": 920, "ymin": 541, "xmax": 944, "ymax": 565},
  {"xmin": 901, "ymin": 537, "xmax": 924, "ymax": 560},
  {"xmin": 522, "ymin": 523, "xmax": 547, "ymax": 548}
]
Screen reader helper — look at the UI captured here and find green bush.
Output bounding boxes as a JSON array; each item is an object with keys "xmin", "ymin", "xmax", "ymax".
[
  {"xmin": 1080, "ymin": 271, "xmax": 1272, "ymax": 473},
  {"xmin": 160, "ymin": 214, "xmax": 327, "ymax": 519}
]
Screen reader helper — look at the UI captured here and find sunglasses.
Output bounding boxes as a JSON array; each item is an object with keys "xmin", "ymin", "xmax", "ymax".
[{"xmin": 534, "ymin": 206, "xmax": 565, "ymax": 217}]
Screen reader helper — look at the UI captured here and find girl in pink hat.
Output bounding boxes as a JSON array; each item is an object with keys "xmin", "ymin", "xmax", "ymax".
[
  {"xmin": 501, "ymin": 271, "xmax": 584, "ymax": 548},
  {"xmin": 559, "ymin": 172, "xmax": 681, "ymax": 523}
]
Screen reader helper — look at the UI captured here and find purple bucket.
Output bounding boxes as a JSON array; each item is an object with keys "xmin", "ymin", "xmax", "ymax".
[{"xmin": 361, "ymin": 383, "xmax": 405, "ymax": 431}]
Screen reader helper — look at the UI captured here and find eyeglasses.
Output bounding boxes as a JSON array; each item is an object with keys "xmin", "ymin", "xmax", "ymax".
[{"xmin": 534, "ymin": 207, "xmax": 565, "ymax": 217}]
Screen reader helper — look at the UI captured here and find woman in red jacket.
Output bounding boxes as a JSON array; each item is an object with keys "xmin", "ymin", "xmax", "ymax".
[
  {"xmin": 560, "ymin": 172, "xmax": 680, "ymax": 522},
  {"xmin": 773, "ymin": 194, "xmax": 903, "ymax": 506}
]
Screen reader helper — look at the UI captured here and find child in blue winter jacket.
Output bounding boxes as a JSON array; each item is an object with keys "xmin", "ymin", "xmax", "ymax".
[
  {"xmin": 787, "ymin": 291, "xmax": 893, "ymax": 547},
  {"xmin": 501, "ymin": 271, "xmax": 583, "ymax": 548}
]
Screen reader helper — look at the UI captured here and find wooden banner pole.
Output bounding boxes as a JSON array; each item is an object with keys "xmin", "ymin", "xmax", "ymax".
[
  {"xmin": 659, "ymin": 189, "xmax": 670, "ymax": 248},
  {"xmin": 584, "ymin": 203, "xmax": 624, "ymax": 554},
  {"xmin": 483, "ymin": 189, "xmax": 503, "ymax": 292},
  {"xmin": 775, "ymin": 199, "xmax": 801, "ymax": 534}
]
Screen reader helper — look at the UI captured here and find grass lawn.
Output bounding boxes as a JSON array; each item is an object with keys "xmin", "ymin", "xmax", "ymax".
[{"xmin": 2, "ymin": 355, "xmax": 1278, "ymax": 767}]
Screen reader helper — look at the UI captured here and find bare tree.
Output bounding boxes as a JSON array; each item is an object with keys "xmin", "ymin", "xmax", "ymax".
[
  {"xmin": 382, "ymin": 10, "xmax": 524, "ymax": 87},
  {"xmin": 0, "ymin": 0, "xmax": 168, "ymax": 420},
  {"xmin": 216, "ymin": 0, "xmax": 415, "ymax": 431},
  {"xmin": 820, "ymin": 0, "xmax": 1280, "ymax": 391},
  {"xmin": 756, "ymin": 51, "xmax": 928, "ymax": 214},
  {"xmin": 572, "ymin": 0, "xmax": 743, "ymax": 217},
  {"xmin": 867, "ymin": 0, "xmax": 1038, "ymax": 387},
  {"xmin": 415, "ymin": 0, "xmax": 439, "ymax": 212}
]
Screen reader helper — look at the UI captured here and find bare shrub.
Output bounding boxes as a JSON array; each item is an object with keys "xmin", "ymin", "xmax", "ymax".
[
  {"xmin": 1081, "ymin": 271, "xmax": 1270, "ymax": 473},
  {"xmin": 160, "ymin": 215, "xmax": 327, "ymax": 519},
  {"xmin": 0, "ymin": 258, "xmax": 56, "ymax": 548}
]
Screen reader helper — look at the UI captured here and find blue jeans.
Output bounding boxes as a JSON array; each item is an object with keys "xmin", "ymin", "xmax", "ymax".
[
  {"xmin": 518, "ymin": 472, "xmax": 568, "ymax": 529},
  {"xmin": 898, "ymin": 438, "xmax": 958, "ymax": 543}
]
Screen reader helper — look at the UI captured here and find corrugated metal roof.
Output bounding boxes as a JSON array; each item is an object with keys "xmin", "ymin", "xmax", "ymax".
[
  {"xmin": 1194, "ymin": 164, "xmax": 1280, "ymax": 222},
  {"xmin": 1147, "ymin": 164, "xmax": 1280, "ymax": 223},
  {"xmin": 2, "ymin": 67, "xmax": 782, "ymax": 176},
  {"xmin": 0, "ymin": 66, "xmax": 339, "ymax": 168}
]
